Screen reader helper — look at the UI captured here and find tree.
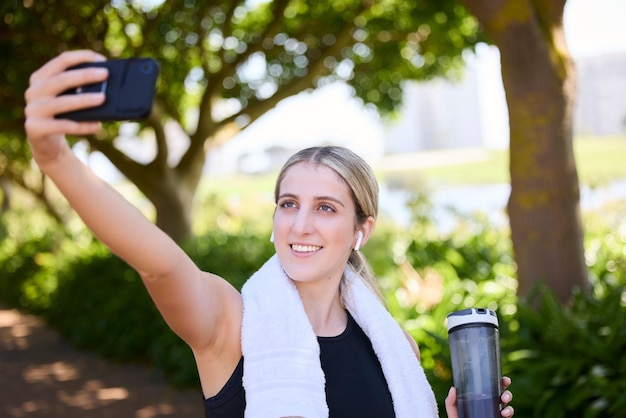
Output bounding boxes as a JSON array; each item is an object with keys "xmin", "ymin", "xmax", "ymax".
[
  {"xmin": 1, "ymin": 0, "xmax": 480, "ymax": 242},
  {"xmin": 2, "ymin": 0, "xmax": 589, "ymax": 301},
  {"xmin": 457, "ymin": 0, "xmax": 589, "ymax": 302}
]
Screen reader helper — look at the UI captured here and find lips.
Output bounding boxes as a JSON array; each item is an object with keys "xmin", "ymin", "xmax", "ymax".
[{"xmin": 291, "ymin": 244, "xmax": 321, "ymax": 253}]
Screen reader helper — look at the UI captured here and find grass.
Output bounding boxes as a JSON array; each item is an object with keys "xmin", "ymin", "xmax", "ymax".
[
  {"xmin": 196, "ymin": 136, "xmax": 626, "ymax": 201},
  {"xmin": 573, "ymin": 135, "xmax": 626, "ymax": 186},
  {"xmin": 379, "ymin": 135, "xmax": 626, "ymax": 188},
  {"xmin": 378, "ymin": 148, "xmax": 510, "ymax": 187}
]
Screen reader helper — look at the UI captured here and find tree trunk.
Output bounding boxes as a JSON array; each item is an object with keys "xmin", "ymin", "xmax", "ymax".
[
  {"xmin": 149, "ymin": 171, "xmax": 195, "ymax": 243},
  {"xmin": 87, "ymin": 121, "xmax": 203, "ymax": 243},
  {"xmin": 459, "ymin": 0, "xmax": 590, "ymax": 302},
  {"xmin": 120, "ymin": 152, "xmax": 202, "ymax": 244}
]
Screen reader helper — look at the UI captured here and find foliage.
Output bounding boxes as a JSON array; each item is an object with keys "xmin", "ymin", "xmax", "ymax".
[
  {"xmin": 1, "ymin": 0, "xmax": 482, "ymax": 240},
  {"xmin": 375, "ymin": 195, "xmax": 626, "ymax": 414},
  {"xmin": 1, "ymin": 196, "xmax": 625, "ymax": 414},
  {"xmin": 0, "ymin": 209, "xmax": 61, "ymax": 313},
  {"xmin": 46, "ymin": 244, "xmax": 164, "ymax": 360},
  {"xmin": 502, "ymin": 280, "xmax": 626, "ymax": 417},
  {"xmin": 0, "ymin": 207, "xmax": 274, "ymax": 387},
  {"xmin": 373, "ymin": 195, "xmax": 518, "ymax": 408},
  {"xmin": 504, "ymin": 202, "xmax": 626, "ymax": 418},
  {"xmin": 494, "ymin": 204, "xmax": 626, "ymax": 418}
]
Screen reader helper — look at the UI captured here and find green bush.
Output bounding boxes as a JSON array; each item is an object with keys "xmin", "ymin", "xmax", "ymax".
[
  {"xmin": 2, "ymin": 196, "xmax": 625, "ymax": 415},
  {"xmin": 499, "ymin": 205, "xmax": 626, "ymax": 417},
  {"xmin": 374, "ymin": 197, "xmax": 626, "ymax": 414},
  {"xmin": 377, "ymin": 205, "xmax": 518, "ymax": 410},
  {"xmin": 45, "ymin": 244, "xmax": 165, "ymax": 362},
  {"xmin": 502, "ymin": 280, "xmax": 626, "ymax": 417},
  {"xmin": 0, "ymin": 210, "xmax": 65, "ymax": 313},
  {"xmin": 40, "ymin": 230, "xmax": 275, "ymax": 387},
  {"xmin": 0, "ymin": 209, "xmax": 275, "ymax": 388}
]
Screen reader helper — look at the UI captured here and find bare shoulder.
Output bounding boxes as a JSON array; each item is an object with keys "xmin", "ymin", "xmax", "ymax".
[{"xmin": 402, "ymin": 329, "xmax": 421, "ymax": 362}]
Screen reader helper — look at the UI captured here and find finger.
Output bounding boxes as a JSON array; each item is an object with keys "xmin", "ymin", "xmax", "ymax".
[
  {"xmin": 501, "ymin": 389, "xmax": 513, "ymax": 404},
  {"xmin": 26, "ymin": 50, "xmax": 109, "ymax": 107},
  {"xmin": 444, "ymin": 386, "xmax": 458, "ymax": 418},
  {"xmin": 26, "ymin": 116, "xmax": 103, "ymax": 139},
  {"xmin": 26, "ymin": 66, "xmax": 109, "ymax": 106},
  {"xmin": 25, "ymin": 117, "xmax": 102, "ymax": 141},
  {"xmin": 501, "ymin": 376, "xmax": 512, "ymax": 389},
  {"xmin": 25, "ymin": 91, "xmax": 106, "ymax": 121},
  {"xmin": 500, "ymin": 405, "xmax": 514, "ymax": 417},
  {"xmin": 29, "ymin": 50, "xmax": 106, "ymax": 86}
]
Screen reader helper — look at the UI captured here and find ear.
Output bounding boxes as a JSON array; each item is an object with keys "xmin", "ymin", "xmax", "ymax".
[{"xmin": 354, "ymin": 216, "xmax": 376, "ymax": 250}]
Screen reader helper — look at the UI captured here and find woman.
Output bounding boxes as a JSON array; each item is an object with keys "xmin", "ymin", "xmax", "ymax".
[{"xmin": 24, "ymin": 50, "xmax": 514, "ymax": 417}]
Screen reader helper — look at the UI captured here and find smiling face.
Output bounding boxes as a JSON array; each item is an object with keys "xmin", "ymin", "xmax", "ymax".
[{"xmin": 273, "ymin": 161, "xmax": 360, "ymax": 286}]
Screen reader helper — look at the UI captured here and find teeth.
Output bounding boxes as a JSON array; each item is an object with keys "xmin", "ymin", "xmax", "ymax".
[{"xmin": 292, "ymin": 244, "xmax": 321, "ymax": 252}]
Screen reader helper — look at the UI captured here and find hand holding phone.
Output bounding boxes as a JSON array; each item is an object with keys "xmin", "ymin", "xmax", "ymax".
[{"xmin": 56, "ymin": 57, "xmax": 159, "ymax": 122}]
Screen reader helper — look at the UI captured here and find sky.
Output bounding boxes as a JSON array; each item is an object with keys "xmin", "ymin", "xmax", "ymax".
[{"xmin": 564, "ymin": 0, "xmax": 626, "ymax": 58}]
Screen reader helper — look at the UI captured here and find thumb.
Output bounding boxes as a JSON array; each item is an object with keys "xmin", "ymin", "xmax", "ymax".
[{"xmin": 445, "ymin": 386, "xmax": 458, "ymax": 418}]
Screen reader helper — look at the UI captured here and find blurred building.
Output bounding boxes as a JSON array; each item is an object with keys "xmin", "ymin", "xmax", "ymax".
[
  {"xmin": 574, "ymin": 52, "xmax": 626, "ymax": 135},
  {"xmin": 385, "ymin": 48, "xmax": 626, "ymax": 156},
  {"xmin": 384, "ymin": 44, "xmax": 508, "ymax": 154}
]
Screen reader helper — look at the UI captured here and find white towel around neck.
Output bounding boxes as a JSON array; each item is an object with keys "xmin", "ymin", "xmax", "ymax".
[{"xmin": 241, "ymin": 254, "xmax": 438, "ymax": 418}]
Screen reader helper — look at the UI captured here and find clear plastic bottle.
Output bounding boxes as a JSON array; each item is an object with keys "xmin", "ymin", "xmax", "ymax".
[{"xmin": 447, "ymin": 308, "xmax": 502, "ymax": 418}]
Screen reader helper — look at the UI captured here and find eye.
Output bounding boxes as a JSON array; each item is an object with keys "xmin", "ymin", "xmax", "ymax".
[
  {"xmin": 319, "ymin": 203, "xmax": 336, "ymax": 212},
  {"xmin": 278, "ymin": 200, "xmax": 297, "ymax": 209}
]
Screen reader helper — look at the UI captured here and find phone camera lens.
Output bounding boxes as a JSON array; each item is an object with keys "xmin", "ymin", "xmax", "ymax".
[{"xmin": 140, "ymin": 62, "xmax": 153, "ymax": 74}]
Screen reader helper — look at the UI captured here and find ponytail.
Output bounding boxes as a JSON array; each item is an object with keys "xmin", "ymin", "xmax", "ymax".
[{"xmin": 344, "ymin": 250, "xmax": 384, "ymax": 304}]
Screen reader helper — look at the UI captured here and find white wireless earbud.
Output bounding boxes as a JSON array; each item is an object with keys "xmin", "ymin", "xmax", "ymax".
[
  {"xmin": 269, "ymin": 231, "xmax": 274, "ymax": 243},
  {"xmin": 354, "ymin": 231, "xmax": 363, "ymax": 251}
]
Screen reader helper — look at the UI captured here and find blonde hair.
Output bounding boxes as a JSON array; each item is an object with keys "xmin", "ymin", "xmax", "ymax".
[{"xmin": 274, "ymin": 146, "xmax": 383, "ymax": 301}]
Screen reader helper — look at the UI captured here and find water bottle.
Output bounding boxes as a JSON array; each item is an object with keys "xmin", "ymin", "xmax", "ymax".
[{"xmin": 447, "ymin": 308, "xmax": 502, "ymax": 418}]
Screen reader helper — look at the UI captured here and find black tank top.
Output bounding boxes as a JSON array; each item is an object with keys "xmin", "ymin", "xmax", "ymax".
[{"xmin": 203, "ymin": 312, "xmax": 395, "ymax": 417}]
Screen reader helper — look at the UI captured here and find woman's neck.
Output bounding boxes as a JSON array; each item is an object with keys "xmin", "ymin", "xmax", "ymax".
[{"xmin": 295, "ymin": 280, "xmax": 347, "ymax": 337}]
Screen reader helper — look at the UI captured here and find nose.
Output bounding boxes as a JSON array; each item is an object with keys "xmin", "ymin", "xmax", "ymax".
[{"xmin": 291, "ymin": 207, "xmax": 314, "ymax": 236}]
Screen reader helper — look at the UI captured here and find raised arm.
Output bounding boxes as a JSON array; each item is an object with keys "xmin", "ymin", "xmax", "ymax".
[{"xmin": 23, "ymin": 50, "xmax": 242, "ymax": 355}]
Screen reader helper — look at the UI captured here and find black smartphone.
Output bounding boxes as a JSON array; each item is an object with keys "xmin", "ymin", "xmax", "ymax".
[{"xmin": 56, "ymin": 57, "xmax": 159, "ymax": 122}]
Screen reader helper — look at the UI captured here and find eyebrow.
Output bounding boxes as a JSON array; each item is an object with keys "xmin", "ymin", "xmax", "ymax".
[{"xmin": 278, "ymin": 192, "xmax": 346, "ymax": 208}]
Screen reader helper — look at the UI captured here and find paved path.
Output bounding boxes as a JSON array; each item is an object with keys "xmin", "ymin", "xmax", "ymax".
[{"xmin": 0, "ymin": 303, "xmax": 204, "ymax": 417}]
